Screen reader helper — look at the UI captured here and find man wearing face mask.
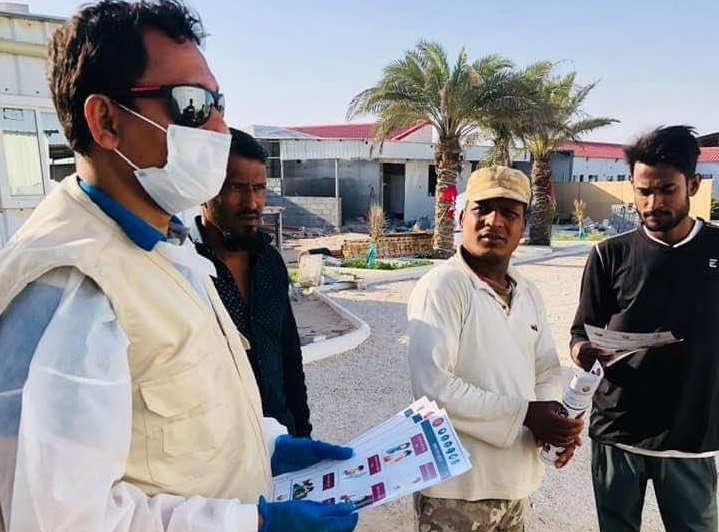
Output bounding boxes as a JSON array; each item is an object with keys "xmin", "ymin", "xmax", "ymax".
[
  {"xmin": 0, "ymin": 2, "xmax": 358, "ymax": 532},
  {"xmin": 192, "ymin": 128, "xmax": 312, "ymax": 437}
]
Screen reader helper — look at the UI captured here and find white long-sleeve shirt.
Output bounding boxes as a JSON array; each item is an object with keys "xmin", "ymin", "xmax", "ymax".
[
  {"xmin": 407, "ymin": 250, "xmax": 561, "ymax": 500},
  {"xmin": 0, "ymin": 237, "xmax": 286, "ymax": 532}
]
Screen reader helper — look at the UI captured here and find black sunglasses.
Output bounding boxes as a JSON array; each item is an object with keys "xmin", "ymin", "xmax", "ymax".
[{"xmin": 125, "ymin": 84, "xmax": 225, "ymax": 128}]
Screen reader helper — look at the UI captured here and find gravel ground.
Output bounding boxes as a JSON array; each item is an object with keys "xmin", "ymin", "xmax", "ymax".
[
  {"xmin": 291, "ymin": 292, "xmax": 353, "ymax": 345},
  {"xmin": 302, "ymin": 252, "xmax": 683, "ymax": 532}
]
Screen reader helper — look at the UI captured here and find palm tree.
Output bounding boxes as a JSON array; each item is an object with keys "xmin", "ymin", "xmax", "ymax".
[
  {"xmin": 347, "ymin": 41, "xmax": 514, "ymax": 258},
  {"xmin": 520, "ymin": 71, "xmax": 617, "ymax": 245},
  {"xmin": 479, "ymin": 61, "xmax": 555, "ymax": 167}
]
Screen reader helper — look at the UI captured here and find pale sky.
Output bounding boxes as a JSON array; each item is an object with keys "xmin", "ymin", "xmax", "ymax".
[{"xmin": 21, "ymin": 0, "xmax": 719, "ymax": 143}]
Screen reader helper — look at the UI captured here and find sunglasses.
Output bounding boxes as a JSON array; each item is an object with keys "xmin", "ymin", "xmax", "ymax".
[{"xmin": 124, "ymin": 84, "xmax": 225, "ymax": 128}]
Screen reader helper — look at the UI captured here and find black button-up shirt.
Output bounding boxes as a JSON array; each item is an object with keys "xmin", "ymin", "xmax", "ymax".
[{"xmin": 194, "ymin": 223, "xmax": 311, "ymax": 436}]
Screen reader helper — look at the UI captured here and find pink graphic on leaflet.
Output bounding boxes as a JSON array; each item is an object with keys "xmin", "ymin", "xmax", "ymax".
[
  {"xmin": 419, "ymin": 462, "xmax": 437, "ymax": 481},
  {"xmin": 368, "ymin": 455, "xmax": 381, "ymax": 474},
  {"xmin": 411, "ymin": 433, "xmax": 428, "ymax": 455},
  {"xmin": 371, "ymin": 483, "xmax": 386, "ymax": 501}
]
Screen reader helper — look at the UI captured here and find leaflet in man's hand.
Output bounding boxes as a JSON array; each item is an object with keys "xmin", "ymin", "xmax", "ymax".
[
  {"xmin": 584, "ymin": 324, "xmax": 682, "ymax": 366},
  {"xmin": 271, "ymin": 398, "xmax": 471, "ymax": 510}
]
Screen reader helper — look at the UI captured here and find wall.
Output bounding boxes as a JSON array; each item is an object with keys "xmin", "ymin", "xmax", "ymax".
[
  {"xmin": 0, "ymin": 206, "xmax": 31, "ymax": 247},
  {"xmin": 403, "ymin": 160, "xmax": 473, "ymax": 223},
  {"xmin": 282, "ymin": 159, "xmax": 336, "ymax": 196},
  {"xmin": 549, "ymin": 151, "xmax": 574, "ymax": 182},
  {"xmin": 0, "ymin": 13, "xmax": 63, "ymax": 98},
  {"xmin": 338, "ymin": 160, "xmax": 381, "ymax": 221},
  {"xmin": 571, "ymin": 157, "xmax": 630, "ymax": 182},
  {"xmin": 553, "ymin": 179, "xmax": 713, "ymax": 222},
  {"xmin": 402, "ymin": 160, "xmax": 433, "ymax": 222},
  {"xmin": 266, "ymin": 195, "xmax": 341, "ymax": 232},
  {"xmin": 698, "ymin": 162, "xmax": 719, "ymax": 197},
  {"xmin": 281, "ymin": 159, "xmax": 380, "ymax": 223}
]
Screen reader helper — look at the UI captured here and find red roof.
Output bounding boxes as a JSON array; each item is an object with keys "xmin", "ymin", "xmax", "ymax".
[
  {"xmin": 285, "ymin": 121, "xmax": 429, "ymax": 141},
  {"xmin": 561, "ymin": 141, "xmax": 719, "ymax": 164},
  {"xmin": 699, "ymin": 147, "xmax": 719, "ymax": 163},
  {"xmin": 560, "ymin": 141, "xmax": 625, "ymax": 159}
]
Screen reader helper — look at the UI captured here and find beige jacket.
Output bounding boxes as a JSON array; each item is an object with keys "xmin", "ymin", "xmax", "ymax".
[{"xmin": 0, "ymin": 177, "xmax": 273, "ymax": 528}]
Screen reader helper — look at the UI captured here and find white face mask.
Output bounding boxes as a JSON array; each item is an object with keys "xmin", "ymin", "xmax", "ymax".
[{"xmin": 114, "ymin": 103, "xmax": 231, "ymax": 215}]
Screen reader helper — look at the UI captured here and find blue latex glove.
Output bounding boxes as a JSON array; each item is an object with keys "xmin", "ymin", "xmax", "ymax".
[
  {"xmin": 271, "ymin": 435, "xmax": 353, "ymax": 476},
  {"xmin": 258, "ymin": 495, "xmax": 358, "ymax": 532}
]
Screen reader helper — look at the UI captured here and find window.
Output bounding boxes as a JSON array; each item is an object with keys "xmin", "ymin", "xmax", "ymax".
[
  {"xmin": 588, "ymin": 174, "xmax": 599, "ymax": 182},
  {"xmin": 267, "ymin": 159, "xmax": 282, "ymax": 179},
  {"xmin": 1, "ymin": 107, "xmax": 44, "ymax": 196},
  {"xmin": 617, "ymin": 174, "xmax": 627, "ymax": 181},
  {"xmin": 428, "ymin": 164, "xmax": 437, "ymax": 196},
  {"xmin": 259, "ymin": 140, "xmax": 281, "ymax": 179},
  {"xmin": 40, "ymin": 111, "xmax": 74, "ymax": 183}
]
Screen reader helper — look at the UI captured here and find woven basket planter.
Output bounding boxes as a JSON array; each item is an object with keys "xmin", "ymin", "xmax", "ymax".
[{"xmin": 341, "ymin": 232, "xmax": 433, "ymax": 259}]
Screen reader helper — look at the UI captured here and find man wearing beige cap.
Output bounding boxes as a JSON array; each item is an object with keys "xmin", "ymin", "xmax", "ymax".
[{"xmin": 407, "ymin": 166, "xmax": 584, "ymax": 531}]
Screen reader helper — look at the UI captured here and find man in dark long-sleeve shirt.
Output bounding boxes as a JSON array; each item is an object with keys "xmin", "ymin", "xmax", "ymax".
[
  {"xmin": 570, "ymin": 125, "xmax": 719, "ymax": 532},
  {"xmin": 193, "ymin": 128, "xmax": 311, "ymax": 436}
]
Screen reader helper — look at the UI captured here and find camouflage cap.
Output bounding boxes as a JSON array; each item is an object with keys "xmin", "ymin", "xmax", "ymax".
[{"xmin": 465, "ymin": 166, "xmax": 531, "ymax": 205}]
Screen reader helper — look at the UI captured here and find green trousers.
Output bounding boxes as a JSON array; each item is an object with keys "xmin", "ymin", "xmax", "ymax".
[{"xmin": 592, "ymin": 440, "xmax": 718, "ymax": 532}]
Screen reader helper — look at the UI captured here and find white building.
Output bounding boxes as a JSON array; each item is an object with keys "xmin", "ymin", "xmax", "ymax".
[
  {"xmin": 248, "ymin": 122, "xmax": 523, "ymax": 230},
  {"xmin": 552, "ymin": 140, "xmax": 719, "ymax": 197},
  {"xmin": 0, "ymin": 3, "xmax": 72, "ymax": 247}
]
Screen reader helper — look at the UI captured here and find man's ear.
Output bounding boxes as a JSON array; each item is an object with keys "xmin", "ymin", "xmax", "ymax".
[
  {"xmin": 84, "ymin": 94, "xmax": 121, "ymax": 151},
  {"xmin": 459, "ymin": 209, "xmax": 466, "ymax": 229},
  {"xmin": 687, "ymin": 173, "xmax": 701, "ymax": 197}
]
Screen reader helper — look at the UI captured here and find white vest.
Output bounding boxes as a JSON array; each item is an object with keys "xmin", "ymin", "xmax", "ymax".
[{"xmin": 0, "ymin": 176, "xmax": 272, "ymax": 501}]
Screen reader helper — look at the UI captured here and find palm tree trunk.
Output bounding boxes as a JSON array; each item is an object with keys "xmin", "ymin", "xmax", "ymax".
[
  {"xmin": 432, "ymin": 137, "xmax": 462, "ymax": 258},
  {"xmin": 495, "ymin": 129, "xmax": 511, "ymax": 167},
  {"xmin": 528, "ymin": 156, "xmax": 553, "ymax": 246}
]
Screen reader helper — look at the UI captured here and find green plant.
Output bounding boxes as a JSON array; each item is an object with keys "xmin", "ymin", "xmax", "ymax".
[
  {"xmin": 288, "ymin": 268, "xmax": 299, "ymax": 285},
  {"xmin": 553, "ymin": 233, "xmax": 605, "ymax": 242},
  {"xmin": 339, "ymin": 258, "xmax": 432, "ymax": 270}
]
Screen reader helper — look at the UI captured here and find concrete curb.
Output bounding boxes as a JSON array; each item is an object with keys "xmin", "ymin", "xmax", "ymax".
[
  {"xmin": 298, "ymin": 243, "xmax": 592, "ymax": 364},
  {"xmin": 348, "ymin": 244, "xmax": 594, "ymax": 286},
  {"xmin": 324, "ymin": 264, "xmax": 437, "ymax": 287},
  {"xmin": 300, "ymin": 290, "xmax": 371, "ymax": 364},
  {"xmin": 511, "ymin": 243, "xmax": 594, "ymax": 265}
]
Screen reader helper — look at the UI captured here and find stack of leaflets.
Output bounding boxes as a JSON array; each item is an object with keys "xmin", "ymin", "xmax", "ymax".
[{"xmin": 271, "ymin": 397, "xmax": 472, "ymax": 510}]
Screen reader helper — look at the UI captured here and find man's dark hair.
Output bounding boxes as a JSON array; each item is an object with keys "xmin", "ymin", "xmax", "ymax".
[
  {"xmin": 624, "ymin": 125, "xmax": 700, "ymax": 179},
  {"xmin": 229, "ymin": 128, "xmax": 268, "ymax": 163},
  {"xmin": 48, "ymin": 0, "xmax": 205, "ymax": 154}
]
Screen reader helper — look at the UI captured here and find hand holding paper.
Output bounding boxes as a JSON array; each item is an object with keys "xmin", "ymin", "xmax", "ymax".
[
  {"xmin": 270, "ymin": 399, "xmax": 472, "ymax": 510},
  {"xmin": 583, "ymin": 324, "xmax": 682, "ymax": 367},
  {"xmin": 575, "ymin": 341, "xmax": 617, "ymax": 371},
  {"xmin": 272, "ymin": 435, "xmax": 354, "ymax": 476}
]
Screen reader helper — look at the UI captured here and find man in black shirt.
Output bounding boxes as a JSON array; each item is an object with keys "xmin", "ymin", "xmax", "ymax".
[
  {"xmin": 193, "ymin": 128, "xmax": 312, "ymax": 436},
  {"xmin": 570, "ymin": 125, "xmax": 719, "ymax": 532}
]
